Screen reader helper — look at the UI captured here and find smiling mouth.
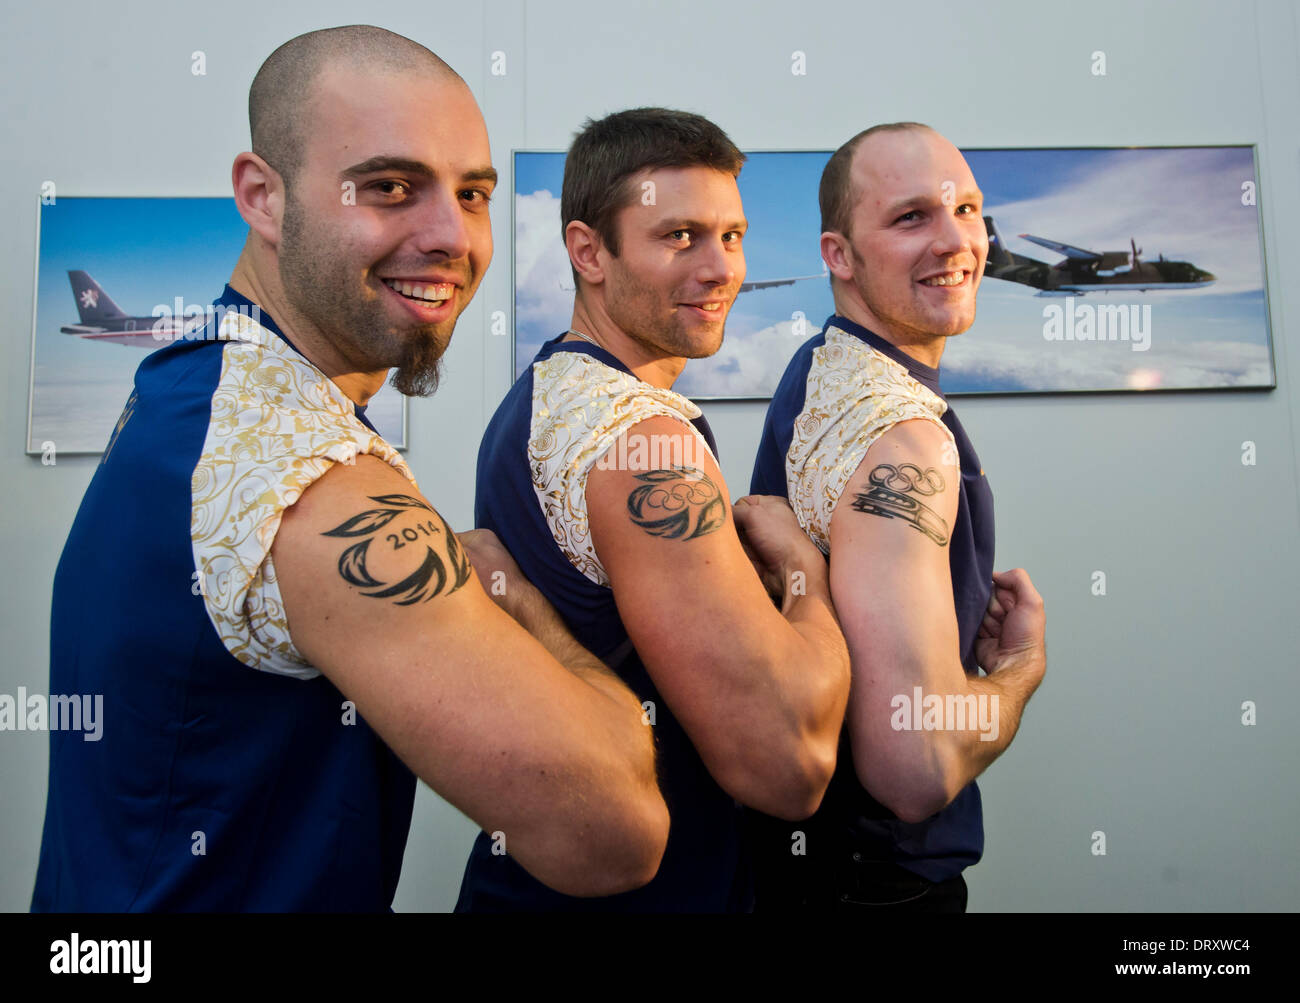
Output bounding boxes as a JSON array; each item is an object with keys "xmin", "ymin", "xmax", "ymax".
[
  {"xmin": 681, "ymin": 301, "xmax": 726, "ymax": 313},
  {"xmin": 382, "ymin": 278, "xmax": 456, "ymax": 304},
  {"xmin": 919, "ymin": 270, "xmax": 969, "ymax": 287}
]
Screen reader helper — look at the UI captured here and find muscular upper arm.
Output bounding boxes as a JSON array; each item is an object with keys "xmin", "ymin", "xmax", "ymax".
[
  {"xmin": 828, "ymin": 419, "xmax": 965, "ymax": 766},
  {"xmin": 271, "ymin": 455, "xmax": 636, "ymax": 856},
  {"xmin": 585, "ymin": 416, "xmax": 790, "ymax": 777}
]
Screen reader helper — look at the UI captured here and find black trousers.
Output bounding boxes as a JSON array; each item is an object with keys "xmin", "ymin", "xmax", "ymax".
[{"xmin": 749, "ymin": 831, "xmax": 969, "ymax": 913}]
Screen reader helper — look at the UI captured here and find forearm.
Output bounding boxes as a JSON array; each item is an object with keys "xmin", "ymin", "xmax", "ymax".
[
  {"xmin": 862, "ymin": 647, "xmax": 1042, "ymax": 820},
  {"xmin": 500, "ymin": 578, "xmax": 644, "ymax": 710},
  {"xmin": 717, "ymin": 574, "xmax": 851, "ymax": 817},
  {"xmin": 492, "ymin": 581, "xmax": 660, "ymax": 837},
  {"xmin": 778, "ymin": 580, "xmax": 852, "ymax": 739},
  {"xmin": 474, "ymin": 703, "xmax": 667, "ymax": 896},
  {"xmin": 947, "ymin": 647, "xmax": 1044, "ymax": 776}
]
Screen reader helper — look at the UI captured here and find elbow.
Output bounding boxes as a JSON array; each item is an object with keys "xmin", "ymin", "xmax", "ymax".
[
  {"xmin": 597, "ymin": 784, "xmax": 671, "ymax": 895},
  {"xmin": 856, "ymin": 752, "xmax": 964, "ymax": 825},
  {"xmin": 723, "ymin": 735, "xmax": 838, "ymax": 822},
  {"xmin": 547, "ymin": 785, "xmax": 670, "ymax": 898},
  {"xmin": 882, "ymin": 787, "xmax": 952, "ymax": 825}
]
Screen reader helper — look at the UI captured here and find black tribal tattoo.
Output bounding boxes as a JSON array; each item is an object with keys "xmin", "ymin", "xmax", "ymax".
[
  {"xmin": 850, "ymin": 463, "xmax": 950, "ymax": 546},
  {"xmin": 322, "ymin": 494, "xmax": 471, "ymax": 604},
  {"xmin": 626, "ymin": 466, "xmax": 725, "ymax": 541}
]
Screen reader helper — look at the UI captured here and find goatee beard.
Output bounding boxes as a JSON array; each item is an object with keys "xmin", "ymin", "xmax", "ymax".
[{"xmin": 388, "ymin": 329, "xmax": 444, "ymax": 397}]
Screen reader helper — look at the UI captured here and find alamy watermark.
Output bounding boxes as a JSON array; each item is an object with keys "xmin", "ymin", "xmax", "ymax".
[
  {"xmin": 1042, "ymin": 297, "xmax": 1151, "ymax": 352},
  {"xmin": 50, "ymin": 934, "xmax": 150, "ymax": 982},
  {"xmin": 890, "ymin": 686, "xmax": 999, "ymax": 742},
  {"xmin": 150, "ymin": 299, "xmax": 263, "ymax": 342},
  {"xmin": 595, "ymin": 433, "xmax": 709, "ymax": 472},
  {"xmin": 0, "ymin": 688, "xmax": 103, "ymax": 741}
]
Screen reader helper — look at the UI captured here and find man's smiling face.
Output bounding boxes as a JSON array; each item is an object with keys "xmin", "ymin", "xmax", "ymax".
[
  {"xmin": 276, "ymin": 65, "xmax": 495, "ymax": 395},
  {"xmin": 597, "ymin": 165, "xmax": 747, "ymax": 362},
  {"xmin": 835, "ymin": 128, "xmax": 987, "ymax": 346}
]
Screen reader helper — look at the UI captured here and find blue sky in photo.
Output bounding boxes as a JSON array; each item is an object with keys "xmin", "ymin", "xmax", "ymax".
[
  {"xmin": 514, "ymin": 146, "xmax": 1271, "ymax": 398},
  {"xmin": 29, "ymin": 197, "xmax": 406, "ymax": 452}
]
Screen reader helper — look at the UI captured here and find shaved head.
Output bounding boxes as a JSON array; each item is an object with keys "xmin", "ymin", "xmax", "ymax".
[
  {"xmin": 820, "ymin": 122, "xmax": 934, "ymax": 238},
  {"xmin": 249, "ymin": 25, "xmax": 463, "ymax": 191}
]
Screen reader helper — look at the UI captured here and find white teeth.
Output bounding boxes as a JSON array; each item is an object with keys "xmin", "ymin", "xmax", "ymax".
[
  {"xmin": 921, "ymin": 272, "xmax": 964, "ymax": 287},
  {"xmin": 384, "ymin": 279, "xmax": 451, "ymax": 303}
]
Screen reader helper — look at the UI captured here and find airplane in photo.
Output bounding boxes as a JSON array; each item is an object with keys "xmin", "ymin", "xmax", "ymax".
[
  {"xmin": 59, "ymin": 270, "xmax": 189, "ymax": 346},
  {"xmin": 983, "ymin": 216, "xmax": 1216, "ymax": 295},
  {"xmin": 737, "ymin": 266, "xmax": 827, "ymax": 294},
  {"xmin": 556, "ymin": 265, "xmax": 827, "ymax": 295}
]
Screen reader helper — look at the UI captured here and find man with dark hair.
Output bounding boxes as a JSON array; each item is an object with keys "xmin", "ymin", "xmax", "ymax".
[
  {"xmin": 31, "ymin": 26, "xmax": 668, "ymax": 912},
  {"xmin": 457, "ymin": 107, "xmax": 851, "ymax": 912},
  {"xmin": 748, "ymin": 122, "xmax": 1047, "ymax": 912}
]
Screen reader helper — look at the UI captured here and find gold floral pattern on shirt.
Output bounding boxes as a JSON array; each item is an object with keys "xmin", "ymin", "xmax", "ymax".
[
  {"xmin": 191, "ymin": 308, "xmax": 416, "ymax": 680},
  {"xmin": 787, "ymin": 323, "xmax": 955, "ymax": 552},
  {"xmin": 530, "ymin": 350, "xmax": 716, "ymax": 585}
]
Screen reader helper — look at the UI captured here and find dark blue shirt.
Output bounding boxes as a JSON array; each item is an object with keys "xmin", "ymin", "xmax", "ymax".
[
  {"xmin": 750, "ymin": 314, "xmax": 994, "ymax": 882},
  {"xmin": 31, "ymin": 287, "xmax": 415, "ymax": 911},
  {"xmin": 456, "ymin": 334, "xmax": 752, "ymax": 912}
]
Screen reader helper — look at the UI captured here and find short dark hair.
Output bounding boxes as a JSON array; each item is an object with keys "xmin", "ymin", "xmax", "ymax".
[
  {"xmin": 819, "ymin": 122, "xmax": 932, "ymax": 238},
  {"xmin": 560, "ymin": 107, "xmax": 745, "ymax": 280},
  {"xmin": 249, "ymin": 25, "xmax": 462, "ymax": 193}
]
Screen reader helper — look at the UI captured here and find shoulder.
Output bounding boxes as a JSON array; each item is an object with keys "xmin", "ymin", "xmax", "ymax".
[{"xmin": 784, "ymin": 326, "xmax": 953, "ymax": 551}]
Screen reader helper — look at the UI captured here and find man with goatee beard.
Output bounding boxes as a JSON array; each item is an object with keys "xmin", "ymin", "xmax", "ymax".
[{"xmin": 32, "ymin": 25, "xmax": 667, "ymax": 912}]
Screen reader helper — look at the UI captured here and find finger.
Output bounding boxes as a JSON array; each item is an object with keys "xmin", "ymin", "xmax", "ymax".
[{"xmin": 992, "ymin": 567, "xmax": 1036, "ymax": 596}]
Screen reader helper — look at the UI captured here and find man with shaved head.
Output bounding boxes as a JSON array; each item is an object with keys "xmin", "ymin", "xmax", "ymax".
[
  {"xmin": 747, "ymin": 123, "xmax": 1047, "ymax": 912},
  {"xmin": 31, "ymin": 25, "xmax": 668, "ymax": 912}
]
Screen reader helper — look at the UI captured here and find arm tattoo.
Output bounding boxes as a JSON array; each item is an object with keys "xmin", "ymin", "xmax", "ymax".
[
  {"xmin": 321, "ymin": 494, "xmax": 471, "ymax": 604},
  {"xmin": 626, "ymin": 466, "xmax": 725, "ymax": 541},
  {"xmin": 850, "ymin": 463, "xmax": 950, "ymax": 546}
]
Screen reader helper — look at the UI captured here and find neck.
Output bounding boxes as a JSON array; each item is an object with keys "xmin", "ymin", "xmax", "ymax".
[
  {"xmin": 227, "ymin": 244, "xmax": 387, "ymax": 405},
  {"xmin": 835, "ymin": 299, "xmax": 944, "ymax": 369},
  {"xmin": 567, "ymin": 296, "xmax": 686, "ymax": 390}
]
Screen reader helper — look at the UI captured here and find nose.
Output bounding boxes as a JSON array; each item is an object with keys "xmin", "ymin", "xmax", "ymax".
[
  {"xmin": 696, "ymin": 235, "xmax": 743, "ymax": 288},
  {"xmin": 413, "ymin": 185, "xmax": 472, "ymax": 260},
  {"xmin": 932, "ymin": 208, "xmax": 973, "ymax": 259}
]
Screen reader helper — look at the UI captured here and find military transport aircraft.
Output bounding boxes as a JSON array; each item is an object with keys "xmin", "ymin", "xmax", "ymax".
[{"xmin": 983, "ymin": 216, "xmax": 1216, "ymax": 295}]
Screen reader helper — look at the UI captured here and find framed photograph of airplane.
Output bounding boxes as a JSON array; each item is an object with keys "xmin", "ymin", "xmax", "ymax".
[
  {"xmin": 513, "ymin": 145, "xmax": 1273, "ymax": 397},
  {"xmin": 27, "ymin": 196, "xmax": 408, "ymax": 455}
]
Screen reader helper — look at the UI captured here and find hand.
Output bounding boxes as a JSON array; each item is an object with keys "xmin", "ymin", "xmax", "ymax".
[
  {"xmin": 975, "ymin": 568, "xmax": 1046, "ymax": 682},
  {"xmin": 732, "ymin": 495, "xmax": 825, "ymax": 603},
  {"xmin": 457, "ymin": 528, "xmax": 537, "ymax": 619}
]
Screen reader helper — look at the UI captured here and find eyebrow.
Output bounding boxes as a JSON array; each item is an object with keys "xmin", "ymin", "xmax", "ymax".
[
  {"xmin": 656, "ymin": 216, "xmax": 748, "ymax": 231},
  {"xmin": 340, "ymin": 156, "xmax": 498, "ymax": 186}
]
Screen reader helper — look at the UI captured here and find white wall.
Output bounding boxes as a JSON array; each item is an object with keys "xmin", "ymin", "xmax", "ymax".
[{"xmin": 1, "ymin": 0, "xmax": 1296, "ymax": 911}]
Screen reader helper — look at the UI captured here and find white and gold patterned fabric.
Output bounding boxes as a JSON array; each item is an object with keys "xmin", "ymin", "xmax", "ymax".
[
  {"xmin": 530, "ymin": 350, "xmax": 716, "ymax": 586},
  {"xmin": 787, "ymin": 322, "xmax": 955, "ymax": 552},
  {"xmin": 190, "ymin": 309, "xmax": 416, "ymax": 680}
]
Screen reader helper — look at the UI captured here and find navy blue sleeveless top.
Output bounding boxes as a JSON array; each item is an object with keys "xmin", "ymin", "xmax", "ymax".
[
  {"xmin": 456, "ymin": 334, "xmax": 752, "ymax": 911},
  {"xmin": 750, "ymin": 314, "xmax": 994, "ymax": 882},
  {"xmin": 31, "ymin": 287, "xmax": 415, "ymax": 911}
]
